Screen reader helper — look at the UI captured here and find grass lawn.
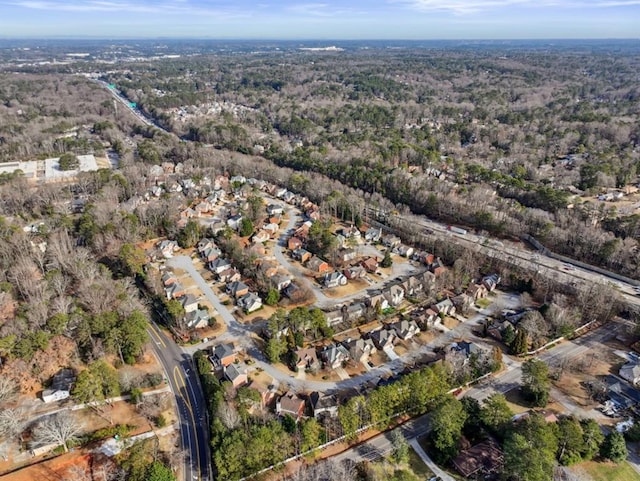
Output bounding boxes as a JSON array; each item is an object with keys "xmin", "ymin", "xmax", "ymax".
[
  {"xmin": 575, "ymin": 461, "xmax": 640, "ymax": 481},
  {"xmin": 408, "ymin": 447, "xmax": 434, "ymax": 479}
]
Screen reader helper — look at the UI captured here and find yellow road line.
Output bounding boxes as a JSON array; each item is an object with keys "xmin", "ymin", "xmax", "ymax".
[
  {"xmin": 149, "ymin": 324, "xmax": 166, "ymax": 348},
  {"xmin": 174, "ymin": 367, "xmax": 201, "ymax": 481}
]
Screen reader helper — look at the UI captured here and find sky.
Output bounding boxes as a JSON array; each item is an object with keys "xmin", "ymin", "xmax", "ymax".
[{"xmin": 0, "ymin": 0, "xmax": 638, "ymax": 39}]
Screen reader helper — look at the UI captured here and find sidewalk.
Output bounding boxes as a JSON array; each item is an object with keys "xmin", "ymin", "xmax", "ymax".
[{"xmin": 408, "ymin": 438, "xmax": 455, "ymax": 481}]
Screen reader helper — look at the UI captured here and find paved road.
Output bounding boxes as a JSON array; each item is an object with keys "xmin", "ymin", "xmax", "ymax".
[{"xmin": 147, "ymin": 321, "xmax": 210, "ymax": 481}]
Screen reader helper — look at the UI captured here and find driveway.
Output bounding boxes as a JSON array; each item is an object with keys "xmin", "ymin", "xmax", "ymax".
[{"xmin": 383, "ymin": 346, "xmax": 400, "ymax": 361}]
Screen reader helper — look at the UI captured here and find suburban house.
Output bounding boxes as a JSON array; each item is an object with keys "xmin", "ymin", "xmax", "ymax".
[
  {"xmin": 165, "ymin": 282, "xmax": 186, "ymax": 300},
  {"xmin": 271, "ymin": 273, "xmax": 292, "ymax": 291},
  {"xmin": 619, "ymin": 362, "xmax": 640, "ymax": 386},
  {"xmin": 369, "ymin": 327, "xmax": 397, "ymax": 350},
  {"xmin": 227, "ymin": 214, "xmax": 243, "ymax": 230},
  {"xmin": 158, "ymin": 240, "xmax": 179, "ymax": 259},
  {"xmin": 381, "ymin": 234, "xmax": 401, "ymax": 248},
  {"xmin": 181, "ymin": 294, "xmax": 199, "ymax": 313},
  {"xmin": 194, "ymin": 201, "xmax": 212, "ymax": 215},
  {"xmin": 266, "ymin": 204, "xmax": 284, "ymax": 216},
  {"xmin": 342, "ymin": 225, "xmax": 361, "ymax": 239},
  {"xmin": 467, "ymin": 283, "xmax": 489, "ymax": 300},
  {"xmin": 309, "ymin": 392, "xmax": 339, "ymax": 419},
  {"xmin": 275, "ymin": 187, "xmax": 288, "ymax": 198},
  {"xmin": 226, "ymin": 281, "xmax": 249, "ymax": 299},
  {"xmin": 324, "ymin": 272, "xmax": 347, "ymax": 288},
  {"xmin": 397, "ymin": 245, "xmax": 414, "ymax": 258},
  {"xmin": 344, "ymin": 338, "xmax": 377, "ymax": 364},
  {"xmin": 320, "ymin": 344, "xmax": 350, "ymax": 369},
  {"xmin": 429, "ymin": 258, "xmax": 446, "ymax": 276},
  {"xmin": 201, "ymin": 246, "xmax": 221, "ymax": 263},
  {"xmin": 185, "ymin": 309, "xmax": 210, "ymax": 329},
  {"xmin": 293, "ymin": 248, "xmax": 312, "ymax": 263},
  {"xmin": 344, "ymin": 265, "xmax": 366, "ymax": 280},
  {"xmin": 294, "ymin": 347, "xmax": 320, "ymax": 372},
  {"xmin": 452, "ymin": 438, "xmax": 504, "ymax": 479},
  {"xmin": 252, "ymin": 230, "xmax": 270, "ymax": 244},
  {"xmin": 338, "ymin": 248, "xmax": 358, "ymax": 264},
  {"xmin": 209, "ymin": 258, "xmax": 231, "ymax": 274},
  {"xmin": 400, "ymin": 276, "xmax": 422, "ymax": 297},
  {"xmin": 433, "ymin": 298, "xmax": 456, "ymax": 316},
  {"xmin": 335, "ymin": 234, "xmax": 347, "ymax": 249},
  {"xmin": 276, "ymin": 391, "xmax": 306, "ymax": 420},
  {"xmin": 179, "ymin": 207, "xmax": 196, "ymax": 220},
  {"xmin": 288, "ymin": 237, "xmax": 303, "ymax": 251},
  {"xmin": 218, "ymin": 268, "xmax": 242, "ymax": 283},
  {"xmin": 161, "ymin": 271, "xmax": 177, "ymax": 287},
  {"xmin": 41, "ymin": 369, "xmax": 75, "ymax": 404},
  {"xmin": 283, "ymin": 283, "xmax": 306, "ymax": 302},
  {"xmin": 237, "ymin": 292, "xmax": 262, "ymax": 313},
  {"xmin": 210, "ymin": 343, "xmax": 236, "ymax": 368},
  {"xmin": 452, "ymin": 293, "xmax": 473, "ymax": 314},
  {"xmin": 361, "ymin": 256, "xmax": 379, "ymax": 273},
  {"xmin": 260, "ymin": 261, "xmax": 279, "ymax": 278},
  {"xmin": 482, "ymin": 274, "xmax": 501, "ymax": 292},
  {"xmin": 223, "ymin": 364, "xmax": 248, "ymax": 388},
  {"xmin": 307, "ymin": 256, "xmax": 330, "ymax": 273},
  {"xmin": 410, "ymin": 307, "xmax": 440, "ymax": 328},
  {"xmin": 384, "ymin": 285, "xmax": 405, "ymax": 307},
  {"xmin": 449, "ymin": 340, "xmax": 483, "ymax": 359},
  {"xmin": 369, "ymin": 292, "xmax": 389, "ymax": 311},
  {"xmin": 390, "ymin": 319, "xmax": 420, "ymax": 340},
  {"xmin": 262, "ymin": 223, "xmax": 279, "ymax": 236},
  {"xmin": 364, "ymin": 227, "xmax": 382, "ymax": 242}
]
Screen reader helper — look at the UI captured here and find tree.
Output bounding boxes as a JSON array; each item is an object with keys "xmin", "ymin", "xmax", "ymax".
[
  {"xmin": 381, "ymin": 249, "xmax": 393, "ymax": 268},
  {"xmin": 177, "ymin": 219, "xmax": 202, "ymax": 248},
  {"xmin": 0, "ymin": 408, "xmax": 25, "ymax": 441},
  {"xmin": 0, "ymin": 377, "xmax": 16, "ymax": 406},
  {"xmin": 58, "ymin": 153, "xmax": 79, "ymax": 171},
  {"xmin": 390, "ymin": 430, "xmax": 410, "ymax": 465},
  {"xmin": 300, "ymin": 418, "xmax": 322, "ymax": 453},
  {"xmin": 117, "ymin": 311, "xmax": 149, "ymax": 364},
  {"xmin": 119, "ymin": 243, "xmax": 146, "ymax": 277},
  {"xmin": 145, "ymin": 461, "xmax": 176, "ymax": 481},
  {"xmin": 504, "ymin": 413, "xmax": 558, "ymax": 481},
  {"xmin": 33, "ymin": 411, "xmax": 83, "ymax": 452},
  {"xmin": 72, "ymin": 360, "xmax": 120, "ymax": 404},
  {"xmin": 239, "ymin": 218, "xmax": 254, "ymax": 237},
  {"xmin": 265, "ymin": 288, "xmax": 280, "ymax": 306},
  {"xmin": 511, "ymin": 328, "xmax": 528, "ymax": 355},
  {"xmin": 430, "ymin": 396, "xmax": 467, "ymax": 461},
  {"xmin": 165, "ymin": 299, "xmax": 185, "ymax": 327},
  {"xmin": 556, "ymin": 417, "xmax": 586, "ymax": 466},
  {"xmin": 580, "ymin": 418, "xmax": 604, "ymax": 461},
  {"xmin": 503, "ymin": 323, "xmax": 516, "ymax": 346},
  {"xmin": 265, "ymin": 337, "xmax": 286, "ymax": 363},
  {"xmin": 480, "ymin": 393, "xmax": 513, "ymax": 434},
  {"xmin": 246, "ymin": 194, "xmax": 264, "ymax": 224},
  {"xmin": 521, "ymin": 358, "xmax": 550, "ymax": 407},
  {"xmin": 601, "ymin": 431, "xmax": 627, "ymax": 463}
]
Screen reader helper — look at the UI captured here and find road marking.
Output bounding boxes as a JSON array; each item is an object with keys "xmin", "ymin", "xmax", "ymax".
[
  {"xmin": 174, "ymin": 367, "xmax": 201, "ymax": 481},
  {"xmin": 148, "ymin": 325, "xmax": 167, "ymax": 348}
]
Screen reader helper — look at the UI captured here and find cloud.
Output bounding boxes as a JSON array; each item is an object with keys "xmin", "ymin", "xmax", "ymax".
[
  {"xmin": 7, "ymin": 0, "xmax": 248, "ymax": 16},
  {"xmin": 397, "ymin": 0, "xmax": 640, "ymax": 13}
]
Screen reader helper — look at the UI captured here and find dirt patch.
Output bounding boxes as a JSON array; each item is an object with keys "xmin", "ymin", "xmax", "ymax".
[
  {"xmin": 323, "ymin": 281, "xmax": 368, "ymax": 299},
  {"xmin": 442, "ymin": 316, "xmax": 460, "ymax": 329}
]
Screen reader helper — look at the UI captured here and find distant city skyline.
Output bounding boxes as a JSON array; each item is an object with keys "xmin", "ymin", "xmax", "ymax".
[{"xmin": 0, "ymin": 0, "xmax": 638, "ymax": 39}]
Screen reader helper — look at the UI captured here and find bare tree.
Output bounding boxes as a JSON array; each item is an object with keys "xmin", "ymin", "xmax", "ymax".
[
  {"xmin": 0, "ymin": 408, "xmax": 25, "ymax": 440},
  {"xmin": 217, "ymin": 402, "xmax": 240, "ymax": 430},
  {"xmin": 33, "ymin": 411, "xmax": 83, "ymax": 452},
  {"xmin": 0, "ymin": 377, "xmax": 17, "ymax": 406}
]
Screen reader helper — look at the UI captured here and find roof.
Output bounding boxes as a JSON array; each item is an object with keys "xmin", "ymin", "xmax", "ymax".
[
  {"xmin": 452, "ymin": 439, "xmax": 503, "ymax": 478},
  {"xmin": 278, "ymin": 391, "xmax": 305, "ymax": 415},
  {"xmin": 49, "ymin": 369, "xmax": 75, "ymax": 392},
  {"xmin": 212, "ymin": 343, "xmax": 235, "ymax": 360},
  {"xmin": 620, "ymin": 362, "xmax": 640, "ymax": 382},
  {"xmin": 224, "ymin": 364, "xmax": 246, "ymax": 383}
]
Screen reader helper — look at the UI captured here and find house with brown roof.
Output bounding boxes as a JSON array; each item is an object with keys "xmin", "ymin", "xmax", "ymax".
[
  {"xmin": 226, "ymin": 281, "xmax": 249, "ymax": 299},
  {"xmin": 338, "ymin": 248, "xmax": 358, "ymax": 264},
  {"xmin": 288, "ymin": 237, "xmax": 303, "ymax": 251},
  {"xmin": 384, "ymin": 284, "xmax": 405, "ymax": 307},
  {"xmin": 218, "ymin": 268, "xmax": 242, "ymax": 283},
  {"xmin": 390, "ymin": 319, "xmax": 420, "ymax": 340},
  {"xmin": 344, "ymin": 338, "xmax": 377, "ymax": 364},
  {"xmin": 452, "ymin": 438, "xmax": 503, "ymax": 479},
  {"xmin": 294, "ymin": 347, "xmax": 320, "ymax": 372},
  {"xmin": 276, "ymin": 391, "xmax": 306, "ymax": 420},
  {"xmin": 369, "ymin": 291, "xmax": 389, "ymax": 311},
  {"xmin": 344, "ymin": 265, "xmax": 366, "ymax": 280},
  {"xmin": 361, "ymin": 256, "xmax": 379, "ymax": 273},
  {"xmin": 467, "ymin": 283, "xmax": 489, "ymax": 300},
  {"xmin": 307, "ymin": 256, "xmax": 330, "ymax": 273},
  {"xmin": 252, "ymin": 230, "xmax": 270, "ymax": 244},
  {"xmin": 369, "ymin": 327, "xmax": 396, "ymax": 350},
  {"xmin": 161, "ymin": 271, "xmax": 177, "ymax": 287}
]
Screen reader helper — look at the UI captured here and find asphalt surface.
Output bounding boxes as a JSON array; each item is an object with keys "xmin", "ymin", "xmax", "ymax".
[{"xmin": 147, "ymin": 321, "xmax": 210, "ymax": 481}]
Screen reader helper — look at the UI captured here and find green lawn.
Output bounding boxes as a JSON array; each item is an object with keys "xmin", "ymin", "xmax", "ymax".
[
  {"xmin": 575, "ymin": 461, "xmax": 640, "ymax": 481},
  {"xmin": 408, "ymin": 447, "xmax": 434, "ymax": 479}
]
